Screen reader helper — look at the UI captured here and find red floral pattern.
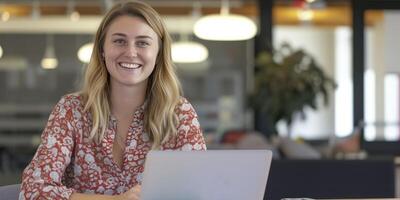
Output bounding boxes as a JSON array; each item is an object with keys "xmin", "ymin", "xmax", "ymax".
[{"xmin": 20, "ymin": 94, "xmax": 206, "ymax": 199}]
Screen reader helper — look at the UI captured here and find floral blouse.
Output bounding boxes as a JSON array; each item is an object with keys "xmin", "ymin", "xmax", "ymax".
[{"xmin": 20, "ymin": 94, "xmax": 206, "ymax": 200}]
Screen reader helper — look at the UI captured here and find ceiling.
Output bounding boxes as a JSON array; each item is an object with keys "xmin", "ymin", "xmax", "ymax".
[
  {"xmin": 1, "ymin": 0, "xmax": 379, "ymax": 34},
  {"xmin": 0, "ymin": 0, "xmax": 350, "ymax": 17}
]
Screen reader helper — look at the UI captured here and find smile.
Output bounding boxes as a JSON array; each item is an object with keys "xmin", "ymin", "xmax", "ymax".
[{"xmin": 119, "ymin": 62, "xmax": 142, "ymax": 69}]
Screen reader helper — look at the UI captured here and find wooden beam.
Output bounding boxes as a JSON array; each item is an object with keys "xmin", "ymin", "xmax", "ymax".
[{"xmin": 0, "ymin": 2, "xmax": 385, "ymax": 27}]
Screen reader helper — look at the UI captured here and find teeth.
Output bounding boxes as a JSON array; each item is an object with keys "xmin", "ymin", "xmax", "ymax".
[{"xmin": 120, "ymin": 63, "xmax": 140, "ymax": 69}]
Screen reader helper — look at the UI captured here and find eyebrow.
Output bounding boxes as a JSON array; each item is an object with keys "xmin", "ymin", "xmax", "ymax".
[{"xmin": 111, "ymin": 33, "xmax": 154, "ymax": 40}]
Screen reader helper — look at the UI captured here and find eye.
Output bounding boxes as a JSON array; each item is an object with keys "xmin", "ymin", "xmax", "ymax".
[
  {"xmin": 113, "ymin": 39, "xmax": 126, "ymax": 45},
  {"xmin": 136, "ymin": 41, "xmax": 150, "ymax": 48}
]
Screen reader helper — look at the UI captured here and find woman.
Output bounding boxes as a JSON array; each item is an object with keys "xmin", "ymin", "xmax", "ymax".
[{"xmin": 20, "ymin": 1, "xmax": 206, "ymax": 199}]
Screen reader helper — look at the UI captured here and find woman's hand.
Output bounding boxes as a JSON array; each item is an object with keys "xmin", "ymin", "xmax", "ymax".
[{"xmin": 118, "ymin": 185, "xmax": 141, "ymax": 200}]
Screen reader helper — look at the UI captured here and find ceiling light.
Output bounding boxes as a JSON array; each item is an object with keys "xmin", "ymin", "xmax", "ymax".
[
  {"xmin": 41, "ymin": 57, "xmax": 58, "ymax": 69},
  {"xmin": 298, "ymin": 8, "xmax": 314, "ymax": 21},
  {"xmin": 41, "ymin": 58, "xmax": 58, "ymax": 69},
  {"xmin": 77, "ymin": 42, "xmax": 93, "ymax": 63},
  {"xmin": 172, "ymin": 41, "xmax": 208, "ymax": 63},
  {"xmin": 193, "ymin": 0, "xmax": 257, "ymax": 41},
  {"xmin": 1, "ymin": 11, "xmax": 10, "ymax": 22},
  {"xmin": 41, "ymin": 35, "xmax": 58, "ymax": 69},
  {"xmin": 67, "ymin": 0, "xmax": 80, "ymax": 21},
  {"xmin": 172, "ymin": 3, "xmax": 209, "ymax": 64},
  {"xmin": 70, "ymin": 11, "xmax": 80, "ymax": 21}
]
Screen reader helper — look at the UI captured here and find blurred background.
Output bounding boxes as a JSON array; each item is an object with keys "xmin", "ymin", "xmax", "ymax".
[{"xmin": 0, "ymin": 0, "xmax": 399, "ymax": 198}]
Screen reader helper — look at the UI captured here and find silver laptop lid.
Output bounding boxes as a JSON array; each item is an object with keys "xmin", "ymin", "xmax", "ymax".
[{"xmin": 141, "ymin": 150, "xmax": 273, "ymax": 200}]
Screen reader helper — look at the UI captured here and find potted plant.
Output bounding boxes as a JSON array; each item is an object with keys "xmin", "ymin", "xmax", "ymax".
[{"xmin": 250, "ymin": 43, "xmax": 336, "ymax": 136}]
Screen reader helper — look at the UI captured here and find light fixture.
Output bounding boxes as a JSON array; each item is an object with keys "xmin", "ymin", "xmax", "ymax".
[
  {"xmin": 193, "ymin": 0, "xmax": 257, "ymax": 41},
  {"xmin": 41, "ymin": 35, "xmax": 58, "ymax": 69},
  {"xmin": 297, "ymin": 7, "xmax": 314, "ymax": 21},
  {"xmin": 172, "ymin": 3, "xmax": 209, "ymax": 63},
  {"xmin": 67, "ymin": 0, "xmax": 80, "ymax": 21},
  {"xmin": 0, "ymin": 45, "xmax": 3, "ymax": 59},
  {"xmin": 1, "ymin": 11, "xmax": 10, "ymax": 22},
  {"xmin": 77, "ymin": 42, "xmax": 93, "ymax": 63},
  {"xmin": 70, "ymin": 11, "xmax": 80, "ymax": 21},
  {"xmin": 172, "ymin": 41, "xmax": 208, "ymax": 63}
]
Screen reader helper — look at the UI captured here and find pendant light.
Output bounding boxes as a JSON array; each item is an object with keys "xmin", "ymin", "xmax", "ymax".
[
  {"xmin": 41, "ymin": 35, "xmax": 58, "ymax": 69},
  {"xmin": 67, "ymin": 0, "xmax": 80, "ymax": 22},
  {"xmin": 0, "ymin": 45, "xmax": 3, "ymax": 59},
  {"xmin": 194, "ymin": 0, "xmax": 257, "ymax": 41},
  {"xmin": 1, "ymin": 11, "xmax": 10, "ymax": 22},
  {"xmin": 172, "ymin": 3, "xmax": 208, "ymax": 63},
  {"xmin": 295, "ymin": 0, "xmax": 326, "ymax": 22},
  {"xmin": 297, "ymin": 2, "xmax": 314, "ymax": 22},
  {"xmin": 77, "ymin": 42, "xmax": 93, "ymax": 63},
  {"xmin": 172, "ymin": 35, "xmax": 208, "ymax": 63}
]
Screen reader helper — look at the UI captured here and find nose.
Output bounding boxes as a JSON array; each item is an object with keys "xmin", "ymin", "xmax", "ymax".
[{"xmin": 125, "ymin": 44, "xmax": 138, "ymax": 57}]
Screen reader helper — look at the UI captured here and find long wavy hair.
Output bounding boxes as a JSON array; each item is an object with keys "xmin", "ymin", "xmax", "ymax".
[{"xmin": 80, "ymin": 0, "xmax": 182, "ymax": 149}]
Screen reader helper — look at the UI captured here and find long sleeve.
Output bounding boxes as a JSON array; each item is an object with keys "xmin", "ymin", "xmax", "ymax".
[
  {"xmin": 20, "ymin": 96, "xmax": 77, "ymax": 200},
  {"xmin": 174, "ymin": 97, "xmax": 207, "ymax": 151}
]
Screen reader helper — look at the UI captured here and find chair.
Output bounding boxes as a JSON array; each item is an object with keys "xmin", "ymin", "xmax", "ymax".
[{"xmin": 0, "ymin": 184, "xmax": 20, "ymax": 200}]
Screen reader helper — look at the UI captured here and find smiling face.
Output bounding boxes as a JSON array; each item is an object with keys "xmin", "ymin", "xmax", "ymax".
[{"xmin": 103, "ymin": 15, "xmax": 159, "ymax": 89}]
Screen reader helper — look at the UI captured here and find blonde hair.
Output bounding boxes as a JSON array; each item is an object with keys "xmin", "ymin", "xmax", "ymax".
[{"xmin": 80, "ymin": 0, "xmax": 182, "ymax": 149}]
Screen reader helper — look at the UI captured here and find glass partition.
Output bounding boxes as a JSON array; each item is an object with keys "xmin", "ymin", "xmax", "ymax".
[{"xmin": 364, "ymin": 10, "xmax": 400, "ymax": 142}]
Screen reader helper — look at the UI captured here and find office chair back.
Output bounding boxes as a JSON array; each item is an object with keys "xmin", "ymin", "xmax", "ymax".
[{"xmin": 0, "ymin": 184, "xmax": 20, "ymax": 200}]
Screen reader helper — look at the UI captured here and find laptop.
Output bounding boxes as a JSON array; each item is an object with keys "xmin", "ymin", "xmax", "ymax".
[{"xmin": 140, "ymin": 150, "xmax": 273, "ymax": 200}]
